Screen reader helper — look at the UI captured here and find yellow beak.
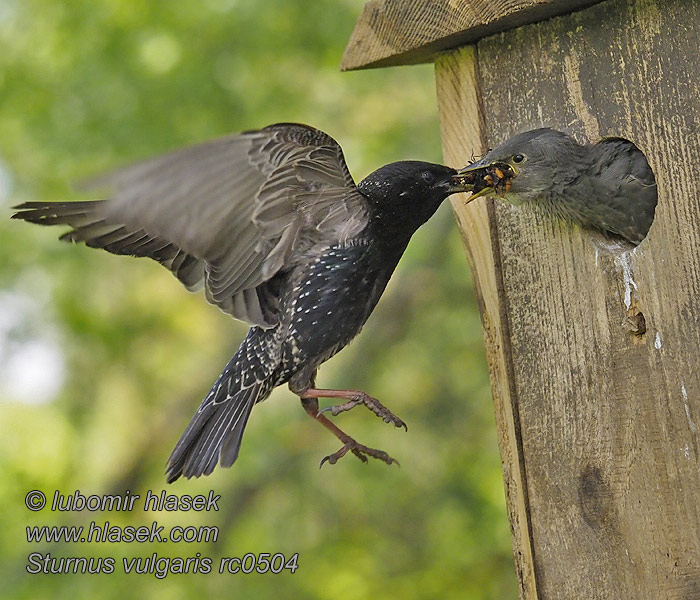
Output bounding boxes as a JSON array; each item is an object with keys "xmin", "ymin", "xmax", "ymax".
[{"xmin": 463, "ymin": 186, "xmax": 496, "ymax": 204}]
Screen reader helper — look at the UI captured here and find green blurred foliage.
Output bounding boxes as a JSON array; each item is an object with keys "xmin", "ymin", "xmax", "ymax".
[{"xmin": 0, "ymin": 0, "xmax": 517, "ymax": 597}]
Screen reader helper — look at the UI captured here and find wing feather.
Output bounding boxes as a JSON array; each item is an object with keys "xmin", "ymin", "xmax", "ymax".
[{"xmin": 13, "ymin": 123, "xmax": 369, "ymax": 326}]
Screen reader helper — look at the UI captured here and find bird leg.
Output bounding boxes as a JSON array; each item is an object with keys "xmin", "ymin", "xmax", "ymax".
[
  {"xmin": 299, "ymin": 396, "xmax": 398, "ymax": 467},
  {"xmin": 300, "ymin": 388, "xmax": 407, "ymax": 431}
]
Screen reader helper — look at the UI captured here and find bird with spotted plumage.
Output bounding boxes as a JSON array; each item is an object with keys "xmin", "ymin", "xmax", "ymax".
[
  {"xmin": 455, "ymin": 128, "xmax": 657, "ymax": 244},
  {"xmin": 12, "ymin": 123, "xmax": 473, "ymax": 481}
]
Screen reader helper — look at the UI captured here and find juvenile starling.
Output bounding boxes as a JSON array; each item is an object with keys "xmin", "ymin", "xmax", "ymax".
[
  {"xmin": 12, "ymin": 123, "xmax": 472, "ymax": 481},
  {"xmin": 455, "ymin": 128, "xmax": 657, "ymax": 244}
]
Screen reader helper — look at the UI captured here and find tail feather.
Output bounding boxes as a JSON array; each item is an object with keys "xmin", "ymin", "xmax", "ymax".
[
  {"xmin": 187, "ymin": 384, "xmax": 259, "ymax": 475},
  {"xmin": 166, "ymin": 356, "xmax": 273, "ymax": 483},
  {"xmin": 14, "ymin": 201, "xmax": 279, "ymax": 480}
]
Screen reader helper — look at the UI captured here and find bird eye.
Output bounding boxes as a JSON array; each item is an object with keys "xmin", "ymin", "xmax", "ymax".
[
  {"xmin": 512, "ymin": 154, "xmax": 525, "ymax": 164},
  {"xmin": 421, "ymin": 171, "xmax": 435, "ymax": 183}
]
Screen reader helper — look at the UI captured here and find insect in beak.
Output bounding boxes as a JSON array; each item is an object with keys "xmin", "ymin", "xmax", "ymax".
[{"xmin": 455, "ymin": 161, "xmax": 516, "ymax": 203}]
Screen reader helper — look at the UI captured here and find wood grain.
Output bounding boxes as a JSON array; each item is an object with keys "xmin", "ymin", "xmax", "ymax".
[
  {"xmin": 435, "ymin": 46, "xmax": 539, "ymax": 599},
  {"xmin": 341, "ymin": 0, "xmax": 603, "ymax": 71},
  {"xmin": 461, "ymin": 0, "xmax": 700, "ymax": 597},
  {"xmin": 348, "ymin": 0, "xmax": 700, "ymax": 596}
]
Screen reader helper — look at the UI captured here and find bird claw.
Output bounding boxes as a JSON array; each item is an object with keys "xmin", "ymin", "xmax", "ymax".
[
  {"xmin": 317, "ymin": 404, "xmax": 345, "ymax": 417},
  {"xmin": 320, "ymin": 394, "xmax": 408, "ymax": 431},
  {"xmin": 319, "ymin": 440, "xmax": 399, "ymax": 468}
]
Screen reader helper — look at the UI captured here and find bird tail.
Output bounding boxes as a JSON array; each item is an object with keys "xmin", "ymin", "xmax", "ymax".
[{"xmin": 166, "ymin": 338, "xmax": 276, "ymax": 482}]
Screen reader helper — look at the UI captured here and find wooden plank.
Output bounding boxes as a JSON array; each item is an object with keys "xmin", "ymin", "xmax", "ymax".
[
  {"xmin": 341, "ymin": 0, "xmax": 603, "ymax": 71},
  {"xmin": 435, "ymin": 46, "xmax": 539, "ymax": 600},
  {"xmin": 467, "ymin": 0, "xmax": 700, "ymax": 597}
]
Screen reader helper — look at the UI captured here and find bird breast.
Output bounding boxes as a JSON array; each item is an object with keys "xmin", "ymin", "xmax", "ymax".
[{"xmin": 279, "ymin": 241, "xmax": 395, "ymax": 371}]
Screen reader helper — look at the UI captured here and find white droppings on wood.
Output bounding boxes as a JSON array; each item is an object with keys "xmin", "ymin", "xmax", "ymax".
[
  {"xmin": 614, "ymin": 252, "xmax": 638, "ymax": 310},
  {"xmin": 685, "ymin": 444, "xmax": 691, "ymax": 460},
  {"xmin": 654, "ymin": 332, "xmax": 662, "ymax": 349},
  {"xmin": 682, "ymin": 384, "xmax": 697, "ymax": 434}
]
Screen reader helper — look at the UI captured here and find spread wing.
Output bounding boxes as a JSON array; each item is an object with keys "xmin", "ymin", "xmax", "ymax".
[{"xmin": 12, "ymin": 123, "xmax": 370, "ymax": 327}]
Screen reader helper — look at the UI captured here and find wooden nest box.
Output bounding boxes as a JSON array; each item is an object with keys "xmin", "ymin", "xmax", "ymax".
[{"xmin": 343, "ymin": 1, "xmax": 700, "ymax": 598}]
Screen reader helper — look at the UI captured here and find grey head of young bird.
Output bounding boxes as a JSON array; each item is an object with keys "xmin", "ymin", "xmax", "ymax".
[{"xmin": 455, "ymin": 128, "xmax": 657, "ymax": 244}]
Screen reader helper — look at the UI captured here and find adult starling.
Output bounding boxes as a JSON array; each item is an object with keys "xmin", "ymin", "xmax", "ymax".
[
  {"xmin": 12, "ymin": 123, "xmax": 472, "ymax": 481},
  {"xmin": 455, "ymin": 128, "xmax": 657, "ymax": 244}
]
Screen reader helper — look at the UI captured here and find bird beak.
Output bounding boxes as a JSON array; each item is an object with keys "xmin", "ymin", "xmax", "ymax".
[
  {"xmin": 448, "ymin": 173, "xmax": 475, "ymax": 193},
  {"xmin": 458, "ymin": 157, "xmax": 491, "ymax": 173},
  {"xmin": 450, "ymin": 157, "xmax": 490, "ymax": 195},
  {"xmin": 454, "ymin": 159, "xmax": 495, "ymax": 203},
  {"xmin": 454, "ymin": 159, "xmax": 515, "ymax": 204},
  {"xmin": 463, "ymin": 186, "xmax": 496, "ymax": 203}
]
